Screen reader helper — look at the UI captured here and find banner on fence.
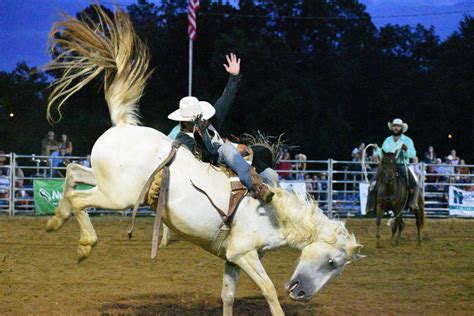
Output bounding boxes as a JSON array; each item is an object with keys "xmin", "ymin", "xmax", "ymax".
[
  {"xmin": 279, "ymin": 180, "xmax": 307, "ymax": 199},
  {"xmin": 33, "ymin": 180, "xmax": 92, "ymax": 215},
  {"xmin": 359, "ymin": 182, "xmax": 369, "ymax": 215},
  {"xmin": 449, "ymin": 186, "xmax": 474, "ymax": 217}
]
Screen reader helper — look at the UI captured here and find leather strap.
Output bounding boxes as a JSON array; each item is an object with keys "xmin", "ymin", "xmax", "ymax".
[{"xmin": 127, "ymin": 140, "xmax": 181, "ymax": 241}]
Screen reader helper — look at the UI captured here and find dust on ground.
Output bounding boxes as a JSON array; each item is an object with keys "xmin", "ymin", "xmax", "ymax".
[{"xmin": 0, "ymin": 216, "xmax": 473, "ymax": 315}]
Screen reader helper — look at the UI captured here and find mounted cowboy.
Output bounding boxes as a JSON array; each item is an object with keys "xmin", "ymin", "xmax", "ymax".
[
  {"xmin": 168, "ymin": 96, "xmax": 274, "ymax": 204},
  {"xmin": 366, "ymin": 118, "xmax": 421, "ymax": 212}
]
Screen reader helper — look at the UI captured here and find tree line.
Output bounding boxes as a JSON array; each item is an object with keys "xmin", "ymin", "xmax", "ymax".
[{"xmin": 0, "ymin": 0, "xmax": 472, "ymax": 162}]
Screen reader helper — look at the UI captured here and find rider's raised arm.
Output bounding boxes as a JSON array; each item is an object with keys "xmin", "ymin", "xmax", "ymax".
[{"xmin": 213, "ymin": 53, "xmax": 241, "ymax": 130}]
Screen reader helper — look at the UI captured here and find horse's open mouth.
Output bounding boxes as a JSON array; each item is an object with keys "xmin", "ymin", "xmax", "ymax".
[{"xmin": 286, "ymin": 280, "xmax": 310, "ymax": 301}]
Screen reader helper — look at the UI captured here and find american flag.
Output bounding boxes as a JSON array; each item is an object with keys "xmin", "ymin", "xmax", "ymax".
[{"xmin": 188, "ymin": 0, "xmax": 200, "ymax": 40}]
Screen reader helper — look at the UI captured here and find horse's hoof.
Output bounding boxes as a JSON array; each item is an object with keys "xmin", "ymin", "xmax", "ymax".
[
  {"xmin": 77, "ymin": 244, "xmax": 93, "ymax": 263},
  {"xmin": 45, "ymin": 216, "xmax": 65, "ymax": 232}
]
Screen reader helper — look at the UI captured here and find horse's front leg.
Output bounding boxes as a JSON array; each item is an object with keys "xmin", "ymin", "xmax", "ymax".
[
  {"xmin": 221, "ymin": 261, "xmax": 241, "ymax": 316},
  {"xmin": 232, "ymin": 251, "xmax": 284, "ymax": 316},
  {"xmin": 159, "ymin": 224, "xmax": 170, "ymax": 248},
  {"xmin": 46, "ymin": 163, "xmax": 96, "ymax": 232},
  {"xmin": 376, "ymin": 210, "xmax": 382, "ymax": 248}
]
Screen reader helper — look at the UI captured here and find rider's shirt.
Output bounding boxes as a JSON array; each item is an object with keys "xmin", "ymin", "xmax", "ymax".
[{"xmin": 378, "ymin": 134, "xmax": 416, "ymax": 164}]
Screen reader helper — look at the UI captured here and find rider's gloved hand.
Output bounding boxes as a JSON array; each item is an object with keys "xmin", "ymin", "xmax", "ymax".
[{"xmin": 402, "ymin": 143, "xmax": 408, "ymax": 151}]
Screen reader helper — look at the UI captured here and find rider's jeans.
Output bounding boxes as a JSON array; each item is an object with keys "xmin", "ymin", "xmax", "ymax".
[{"xmin": 218, "ymin": 142, "xmax": 253, "ymax": 189}]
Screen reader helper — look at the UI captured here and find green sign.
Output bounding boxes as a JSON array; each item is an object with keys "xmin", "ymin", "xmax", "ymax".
[{"xmin": 33, "ymin": 180, "xmax": 93, "ymax": 215}]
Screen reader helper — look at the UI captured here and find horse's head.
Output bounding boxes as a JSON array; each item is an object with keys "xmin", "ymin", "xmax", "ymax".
[
  {"xmin": 286, "ymin": 223, "xmax": 364, "ymax": 301},
  {"xmin": 380, "ymin": 151, "xmax": 398, "ymax": 184}
]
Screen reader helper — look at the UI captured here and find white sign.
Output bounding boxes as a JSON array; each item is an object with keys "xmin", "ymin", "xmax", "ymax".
[
  {"xmin": 279, "ymin": 180, "xmax": 307, "ymax": 199},
  {"xmin": 449, "ymin": 186, "xmax": 474, "ymax": 217},
  {"xmin": 359, "ymin": 182, "xmax": 369, "ymax": 215}
]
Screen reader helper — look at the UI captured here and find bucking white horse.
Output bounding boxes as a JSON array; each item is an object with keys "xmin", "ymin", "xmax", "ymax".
[{"xmin": 44, "ymin": 6, "xmax": 364, "ymax": 315}]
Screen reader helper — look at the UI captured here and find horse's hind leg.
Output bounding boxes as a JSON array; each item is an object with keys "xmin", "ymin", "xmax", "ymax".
[
  {"xmin": 67, "ymin": 186, "xmax": 125, "ymax": 261},
  {"xmin": 46, "ymin": 164, "xmax": 96, "ymax": 232},
  {"xmin": 390, "ymin": 216, "xmax": 398, "ymax": 245},
  {"xmin": 415, "ymin": 196, "xmax": 425, "ymax": 245},
  {"xmin": 221, "ymin": 261, "xmax": 241, "ymax": 316}
]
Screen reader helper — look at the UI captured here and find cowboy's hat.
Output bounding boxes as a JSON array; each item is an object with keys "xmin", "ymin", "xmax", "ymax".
[
  {"xmin": 387, "ymin": 118, "xmax": 408, "ymax": 133},
  {"xmin": 168, "ymin": 96, "xmax": 215, "ymax": 121}
]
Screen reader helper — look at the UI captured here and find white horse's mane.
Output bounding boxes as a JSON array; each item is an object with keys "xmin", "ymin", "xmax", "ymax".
[{"xmin": 270, "ymin": 187, "xmax": 360, "ymax": 256}]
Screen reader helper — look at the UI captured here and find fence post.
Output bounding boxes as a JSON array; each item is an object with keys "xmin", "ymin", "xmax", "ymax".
[
  {"xmin": 327, "ymin": 159, "xmax": 333, "ymax": 219},
  {"xmin": 8, "ymin": 153, "xmax": 15, "ymax": 216},
  {"xmin": 420, "ymin": 162, "xmax": 426, "ymax": 209}
]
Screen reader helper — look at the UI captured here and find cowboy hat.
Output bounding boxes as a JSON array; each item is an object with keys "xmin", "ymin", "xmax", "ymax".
[
  {"xmin": 168, "ymin": 96, "xmax": 215, "ymax": 121},
  {"xmin": 387, "ymin": 118, "xmax": 408, "ymax": 133}
]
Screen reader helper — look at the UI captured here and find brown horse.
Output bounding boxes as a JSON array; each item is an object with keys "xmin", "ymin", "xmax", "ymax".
[{"xmin": 374, "ymin": 152, "xmax": 425, "ymax": 247}]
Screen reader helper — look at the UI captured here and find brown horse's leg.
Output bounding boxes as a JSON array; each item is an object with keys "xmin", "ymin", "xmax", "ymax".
[
  {"xmin": 376, "ymin": 208, "xmax": 382, "ymax": 248},
  {"xmin": 390, "ymin": 214, "xmax": 398, "ymax": 245},
  {"xmin": 395, "ymin": 217, "xmax": 405, "ymax": 245},
  {"xmin": 415, "ymin": 195, "xmax": 425, "ymax": 245}
]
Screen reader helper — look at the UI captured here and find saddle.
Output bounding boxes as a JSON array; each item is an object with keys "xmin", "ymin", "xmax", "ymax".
[{"xmin": 147, "ymin": 161, "xmax": 248, "ymax": 225}]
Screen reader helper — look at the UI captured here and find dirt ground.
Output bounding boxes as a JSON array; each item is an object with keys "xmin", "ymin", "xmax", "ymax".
[{"xmin": 0, "ymin": 216, "xmax": 473, "ymax": 315}]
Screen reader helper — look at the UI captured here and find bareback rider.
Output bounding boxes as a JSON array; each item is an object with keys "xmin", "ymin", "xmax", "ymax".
[
  {"xmin": 168, "ymin": 96, "xmax": 274, "ymax": 204},
  {"xmin": 366, "ymin": 118, "xmax": 421, "ymax": 212}
]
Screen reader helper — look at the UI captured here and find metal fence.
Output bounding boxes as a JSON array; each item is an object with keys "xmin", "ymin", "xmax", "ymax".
[{"xmin": 0, "ymin": 153, "xmax": 472, "ymax": 217}]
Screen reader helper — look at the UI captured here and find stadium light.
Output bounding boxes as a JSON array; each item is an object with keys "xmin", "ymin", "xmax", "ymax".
[
  {"xmin": 448, "ymin": 133, "xmax": 453, "ymax": 139},
  {"xmin": 9, "ymin": 112, "xmax": 14, "ymax": 118}
]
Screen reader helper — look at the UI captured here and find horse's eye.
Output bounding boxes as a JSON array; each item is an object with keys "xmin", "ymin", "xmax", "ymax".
[{"xmin": 328, "ymin": 258, "xmax": 336, "ymax": 268}]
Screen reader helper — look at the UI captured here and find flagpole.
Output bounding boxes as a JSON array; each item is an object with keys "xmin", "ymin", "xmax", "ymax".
[{"xmin": 188, "ymin": 38, "xmax": 193, "ymax": 96}]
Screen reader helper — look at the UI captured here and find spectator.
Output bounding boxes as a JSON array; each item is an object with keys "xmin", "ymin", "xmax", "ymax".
[
  {"xmin": 295, "ymin": 153, "xmax": 307, "ymax": 180},
  {"xmin": 449, "ymin": 149, "xmax": 460, "ymax": 165},
  {"xmin": 318, "ymin": 172, "xmax": 328, "ymax": 201},
  {"xmin": 409, "ymin": 157, "xmax": 422, "ymax": 180},
  {"xmin": 310, "ymin": 174, "xmax": 319, "ymax": 200},
  {"xmin": 41, "ymin": 131, "xmax": 59, "ymax": 157},
  {"xmin": 59, "ymin": 133, "xmax": 73, "ymax": 155},
  {"xmin": 370, "ymin": 144, "xmax": 381, "ymax": 163},
  {"xmin": 277, "ymin": 152, "xmax": 293, "ymax": 180},
  {"xmin": 56, "ymin": 150, "xmax": 72, "ymax": 178},
  {"xmin": 351, "ymin": 142, "xmax": 365, "ymax": 162},
  {"xmin": 81, "ymin": 154, "xmax": 91, "ymax": 168},
  {"xmin": 456, "ymin": 159, "xmax": 471, "ymax": 183},
  {"xmin": 423, "ymin": 146, "xmax": 437, "ymax": 164},
  {"xmin": 0, "ymin": 151, "xmax": 8, "ymax": 177}
]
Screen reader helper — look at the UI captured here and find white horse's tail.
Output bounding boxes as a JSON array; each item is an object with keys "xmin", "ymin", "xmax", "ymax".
[{"xmin": 45, "ymin": 5, "xmax": 151, "ymax": 125}]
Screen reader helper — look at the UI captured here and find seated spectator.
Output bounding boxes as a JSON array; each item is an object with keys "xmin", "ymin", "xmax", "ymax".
[
  {"xmin": 456, "ymin": 159, "xmax": 471, "ymax": 183},
  {"xmin": 423, "ymin": 146, "xmax": 437, "ymax": 164},
  {"xmin": 0, "ymin": 151, "xmax": 8, "ymax": 177},
  {"xmin": 59, "ymin": 133, "xmax": 73, "ymax": 155},
  {"xmin": 277, "ymin": 152, "xmax": 293, "ymax": 180},
  {"xmin": 351, "ymin": 142, "xmax": 365, "ymax": 162},
  {"xmin": 81, "ymin": 154, "xmax": 91, "ymax": 168},
  {"xmin": 41, "ymin": 131, "xmax": 59, "ymax": 157},
  {"xmin": 294, "ymin": 153, "xmax": 307, "ymax": 180},
  {"xmin": 318, "ymin": 172, "xmax": 328, "ymax": 201},
  {"xmin": 56, "ymin": 151, "xmax": 72, "ymax": 178},
  {"xmin": 370, "ymin": 144, "xmax": 381, "ymax": 163},
  {"xmin": 409, "ymin": 157, "xmax": 422, "ymax": 180},
  {"xmin": 449, "ymin": 149, "xmax": 460, "ymax": 165}
]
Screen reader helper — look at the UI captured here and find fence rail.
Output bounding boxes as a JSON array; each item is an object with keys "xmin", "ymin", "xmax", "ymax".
[{"xmin": 0, "ymin": 153, "xmax": 472, "ymax": 218}]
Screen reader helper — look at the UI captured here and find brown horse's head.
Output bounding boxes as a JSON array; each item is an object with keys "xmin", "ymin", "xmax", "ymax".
[{"xmin": 379, "ymin": 151, "xmax": 398, "ymax": 185}]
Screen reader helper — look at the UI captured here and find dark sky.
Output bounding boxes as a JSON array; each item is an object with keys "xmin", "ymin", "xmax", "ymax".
[{"xmin": 1, "ymin": 0, "xmax": 473, "ymax": 72}]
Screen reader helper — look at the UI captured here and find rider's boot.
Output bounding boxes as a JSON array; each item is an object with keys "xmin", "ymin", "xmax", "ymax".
[
  {"xmin": 365, "ymin": 181, "xmax": 377, "ymax": 213},
  {"xmin": 409, "ymin": 185, "xmax": 420, "ymax": 210},
  {"xmin": 249, "ymin": 168, "xmax": 274, "ymax": 204}
]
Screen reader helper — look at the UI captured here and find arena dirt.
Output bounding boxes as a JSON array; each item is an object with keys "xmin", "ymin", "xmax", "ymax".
[{"xmin": 0, "ymin": 216, "xmax": 472, "ymax": 315}]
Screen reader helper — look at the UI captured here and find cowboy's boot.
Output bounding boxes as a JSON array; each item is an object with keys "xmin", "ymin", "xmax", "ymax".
[
  {"xmin": 365, "ymin": 182, "xmax": 377, "ymax": 213},
  {"xmin": 409, "ymin": 185, "xmax": 420, "ymax": 210},
  {"xmin": 249, "ymin": 168, "xmax": 274, "ymax": 203}
]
